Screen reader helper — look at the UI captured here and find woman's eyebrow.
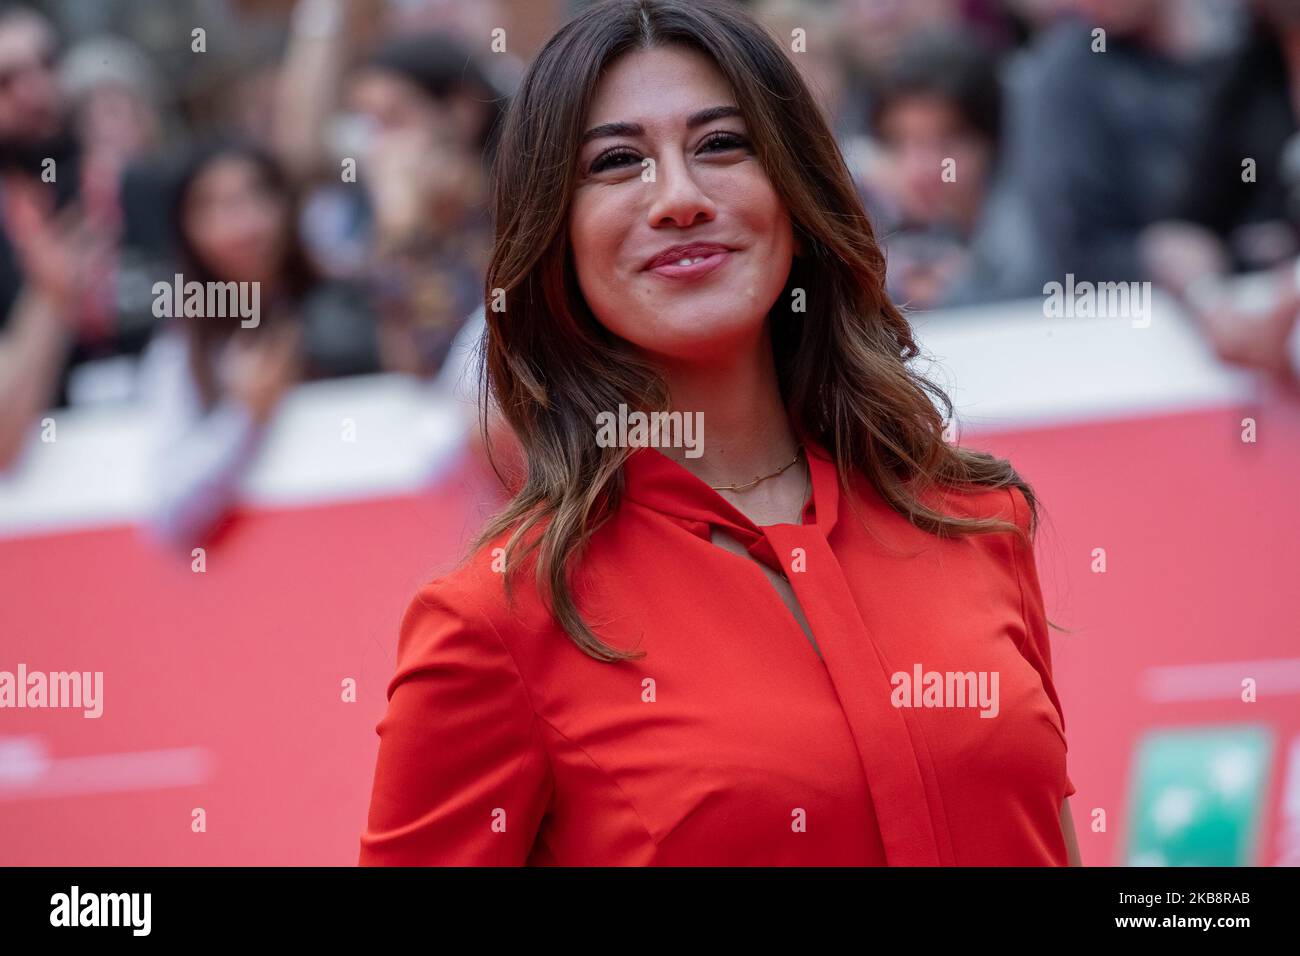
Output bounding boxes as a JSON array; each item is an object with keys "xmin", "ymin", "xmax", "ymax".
[{"xmin": 580, "ymin": 105, "xmax": 742, "ymax": 144}]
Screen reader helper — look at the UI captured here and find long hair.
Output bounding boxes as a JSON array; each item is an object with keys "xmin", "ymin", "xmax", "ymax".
[
  {"xmin": 168, "ymin": 138, "xmax": 316, "ymax": 410},
  {"xmin": 471, "ymin": 0, "xmax": 1047, "ymax": 663}
]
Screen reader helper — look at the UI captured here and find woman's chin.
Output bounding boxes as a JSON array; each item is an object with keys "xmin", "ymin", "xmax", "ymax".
[{"xmin": 635, "ymin": 323, "xmax": 767, "ymax": 365}]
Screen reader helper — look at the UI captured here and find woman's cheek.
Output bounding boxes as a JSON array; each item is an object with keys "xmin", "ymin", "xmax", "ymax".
[
  {"xmin": 573, "ymin": 193, "xmax": 623, "ymax": 268},
  {"xmin": 572, "ymin": 208, "xmax": 630, "ymax": 329},
  {"xmin": 714, "ymin": 163, "xmax": 776, "ymax": 216}
]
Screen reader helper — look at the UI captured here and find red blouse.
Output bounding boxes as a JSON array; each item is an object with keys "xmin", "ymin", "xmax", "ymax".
[{"xmin": 359, "ymin": 432, "xmax": 1075, "ymax": 865}]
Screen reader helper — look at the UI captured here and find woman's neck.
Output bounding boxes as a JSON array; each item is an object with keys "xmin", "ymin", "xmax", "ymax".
[{"xmin": 651, "ymin": 329, "xmax": 808, "ymax": 525}]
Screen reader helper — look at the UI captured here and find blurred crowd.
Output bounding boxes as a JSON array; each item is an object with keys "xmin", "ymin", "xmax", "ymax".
[{"xmin": 0, "ymin": 0, "xmax": 1295, "ymax": 549}]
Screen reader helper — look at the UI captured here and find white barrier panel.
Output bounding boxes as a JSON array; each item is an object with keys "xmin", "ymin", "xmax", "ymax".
[{"xmin": 0, "ymin": 290, "xmax": 1259, "ymax": 538}]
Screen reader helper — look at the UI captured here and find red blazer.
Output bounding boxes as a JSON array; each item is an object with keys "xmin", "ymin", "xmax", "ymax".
[{"xmin": 359, "ymin": 433, "xmax": 1075, "ymax": 865}]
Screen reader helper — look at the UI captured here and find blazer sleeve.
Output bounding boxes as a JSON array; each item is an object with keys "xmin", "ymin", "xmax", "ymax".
[
  {"xmin": 1007, "ymin": 487, "xmax": 1077, "ymax": 800},
  {"xmin": 359, "ymin": 578, "xmax": 554, "ymax": 865}
]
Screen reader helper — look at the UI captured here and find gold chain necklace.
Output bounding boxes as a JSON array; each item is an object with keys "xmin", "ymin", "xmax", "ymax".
[{"xmin": 708, "ymin": 446, "xmax": 804, "ymax": 492}]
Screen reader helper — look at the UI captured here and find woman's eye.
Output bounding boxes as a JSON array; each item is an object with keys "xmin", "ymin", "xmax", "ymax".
[
  {"xmin": 589, "ymin": 148, "xmax": 641, "ymax": 174},
  {"xmin": 587, "ymin": 132, "xmax": 750, "ymax": 175},
  {"xmin": 698, "ymin": 131, "xmax": 749, "ymax": 153}
]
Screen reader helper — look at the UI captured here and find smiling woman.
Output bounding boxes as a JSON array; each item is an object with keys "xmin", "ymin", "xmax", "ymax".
[{"xmin": 360, "ymin": 0, "xmax": 1080, "ymax": 867}]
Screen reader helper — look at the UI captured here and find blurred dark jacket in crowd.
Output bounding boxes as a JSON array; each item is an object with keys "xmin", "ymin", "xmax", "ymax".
[
  {"xmin": 1171, "ymin": 14, "xmax": 1299, "ymax": 272},
  {"xmin": 1008, "ymin": 15, "xmax": 1213, "ymax": 282}
]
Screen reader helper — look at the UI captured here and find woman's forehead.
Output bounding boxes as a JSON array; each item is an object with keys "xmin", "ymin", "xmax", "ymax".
[{"xmin": 585, "ymin": 46, "xmax": 735, "ymax": 126}]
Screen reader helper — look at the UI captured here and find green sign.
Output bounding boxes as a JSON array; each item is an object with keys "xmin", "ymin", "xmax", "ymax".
[{"xmin": 1125, "ymin": 725, "xmax": 1272, "ymax": 866}]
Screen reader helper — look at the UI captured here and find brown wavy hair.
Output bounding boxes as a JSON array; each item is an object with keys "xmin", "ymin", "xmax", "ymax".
[{"xmin": 469, "ymin": 0, "xmax": 1049, "ymax": 662}]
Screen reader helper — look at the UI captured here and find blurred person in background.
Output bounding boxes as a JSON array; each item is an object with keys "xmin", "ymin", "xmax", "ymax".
[
  {"xmin": 860, "ymin": 29, "xmax": 1044, "ymax": 309},
  {"xmin": 59, "ymin": 34, "xmax": 176, "ymax": 394},
  {"xmin": 139, "ymin": 139, "xmax": 379, "ymax": 550},
  {"xmin": 345, "ymin": 30, "xmax": 500, "ymax": 377},
  {"xmin": 0, "ymin": 3, "xmax": 84, "ymax": 470},
  {"xmin": 61, "ymin": 35, "xmax": 164, "ymax": 230},
  {"xmin": 1007, "ymin": 0, "xmax": 1216, "ymax": 283},
  {"xmin": 0, "ymin": 8, "xmax": 172, "ymax": 470},
  {"xmin": 275, "ymin": 0, "xmax": 503, "ymax": 380},
  {"xmin": 378, "ymin": 0, "xmax": 524, "ymax": 95},
  {"xmin": 831, "ymin": 0, "xmax": 960, "ymax": 145},
  {"xmin": 828, "ymin": 0, "xmax": 1029, "ymax": 200},
  {"xmin": 753, "ymin": 0, "xmax": 847, "ymax": 129},
  {"xmin": 1142, "ymin": 0, "xmax": 1300, "ymax": 383},
  {"xmin": 830, "ymin": 0, "xmax": 1023, "ymax": 140}
]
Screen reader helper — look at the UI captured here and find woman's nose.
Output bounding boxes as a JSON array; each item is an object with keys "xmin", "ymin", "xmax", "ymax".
[{"xmin": 646, "ymin": 152, "xmax": 716, "ymax": 229}]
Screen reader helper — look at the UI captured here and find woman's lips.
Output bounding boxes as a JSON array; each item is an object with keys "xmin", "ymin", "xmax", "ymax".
[{"xmin": 645, "ymin": 250, "xmax": 733, "ymax": 280}]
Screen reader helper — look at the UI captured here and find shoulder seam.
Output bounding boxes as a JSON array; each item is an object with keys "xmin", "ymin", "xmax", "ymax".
[{"xmin": 426, "ymin": 574, "xmax": 558, "ymax": 799}]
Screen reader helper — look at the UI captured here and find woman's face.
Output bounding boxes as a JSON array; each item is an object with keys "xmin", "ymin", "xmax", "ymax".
[
  {"xmin": 569, "ymin": 45, "xmax": 795, "ymax": 367},
  {"xmin": 183, "ymin": 155, "xmax": 288, "ymax": 285}
]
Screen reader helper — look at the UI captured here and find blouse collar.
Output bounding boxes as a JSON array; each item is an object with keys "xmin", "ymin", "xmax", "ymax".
[{"xmin": 621, "ymin": 416, "xmax": 841, "ymax": 543}]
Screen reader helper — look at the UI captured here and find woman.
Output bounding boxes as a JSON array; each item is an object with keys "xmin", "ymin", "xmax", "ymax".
[
  {"xmin": 139, "ymin": 138, "xmax": 377, "ymax": 550},
  {"xmin": 360, "ymin": 0, "xmax": 1080, "ymax": 866}
]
